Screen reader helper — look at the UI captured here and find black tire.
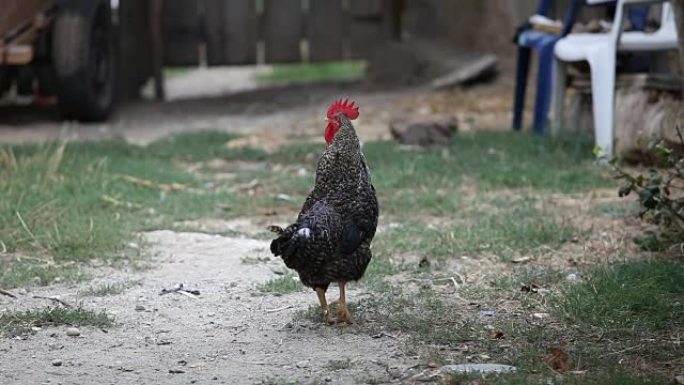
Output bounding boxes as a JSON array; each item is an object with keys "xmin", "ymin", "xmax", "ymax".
[{"xmin": 52, "ymin": 0, "xmax": 115, "ymax": 121}]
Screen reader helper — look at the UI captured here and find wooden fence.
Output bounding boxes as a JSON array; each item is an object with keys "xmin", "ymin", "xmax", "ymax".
[
  {"xmin": 117, "ymin": 0, "xmax": 401, "ymax": 99},
  {"xmin": 161, "ymin": 0, "xmax": 401, "ymax": 66}
]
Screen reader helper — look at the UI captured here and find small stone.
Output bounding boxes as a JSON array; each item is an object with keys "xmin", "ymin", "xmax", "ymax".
[
  {"xmin": 135, "ymin": 305, "xmax": 146, "ymax": 311},
  {"xmin": 66, "ymin": 327, "xmax": 80, "ymax": 337},
  {"xmin": 324, "ymin": 377, "xmax": 332, "ymax": 382},
  {"xmin": 296, "ymin": 360, "xmax": 309, "ymax": 368},
  {"xmin": 511, "ymin": 256, "xmax": 531, "ymax": 264},
  {"xmin": 275, "ymin": 193, "xmax": 293, "ymax": 202},
  {"xmin": 441, "ymin": 364, "xmax": 517, "ymax": 374},
  {"xmin": 51, "ymin": 359, "xmax": 62, "ymax": 367}
]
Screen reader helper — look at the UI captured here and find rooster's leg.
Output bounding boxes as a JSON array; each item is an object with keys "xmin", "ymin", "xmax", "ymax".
[
  {"xmin": 335, "ymin": 281, "xmax": 354, "ymax": 324},
  {"xmin": 316, "ymin": 287, "xmax": 333, "ymax": 325}
]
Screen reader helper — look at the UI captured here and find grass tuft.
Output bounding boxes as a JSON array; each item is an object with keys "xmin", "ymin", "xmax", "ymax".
[
  {"xmin": 0, "ymin": 262, "xmax": 89, "ymax": 289},
  {"xmin": 256, "ymin": 61, "xmax": 366, "ymax": 84},
  {"xmin": 0, "ymin": 307, "xmax": 114, "ymax": 337},
  {"xmin": 81, "ymin": 281, "xmax": 137, "ymax": 297},
  {"xmin": 257, "ymin": 273, "xmax": 302, "ymax": 294},
  {"xmin": 325, "ymin": 358, "xmax": 353, "ymax": 370},
  {"xmin": 0, "ymin": 134, "xmax": 266, "ymax": 267},
  {"xmin": 557, "ymin": 260, "xmax": 684, "ymax": 330}
]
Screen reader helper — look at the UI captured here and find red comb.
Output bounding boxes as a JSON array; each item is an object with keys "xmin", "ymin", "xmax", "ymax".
[{"xmin": 327, "ymin": 99, "xmax": 359, "ymax": 120}]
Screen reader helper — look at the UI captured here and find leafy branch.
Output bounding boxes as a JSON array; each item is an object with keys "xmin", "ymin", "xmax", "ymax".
[{"xmin": 610, "ymin": 126, "xmax": 684, "ymax": 248}]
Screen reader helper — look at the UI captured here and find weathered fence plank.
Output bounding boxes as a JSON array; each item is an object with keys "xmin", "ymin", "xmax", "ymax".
[
  {"xmin": 263, "ymin": 0, "xmax": 303, "ymax": 63},
  {"xmin": 308, "ymin": 0, "xmax": 344, "ymax": 62},
  {"xmin": 118, "ymin": 0, "xmax": 152, "ymax": 99},
  {"xmin": 162, "ymin": 0, "xmax": 199, "ymax": 65},
  {"xmin": 205, "ymin": 0, "xmax": 257, "ymax": 65},
  {"xmin": 348, "ymin": 0, "xmax": 384, "ymax": 59}
]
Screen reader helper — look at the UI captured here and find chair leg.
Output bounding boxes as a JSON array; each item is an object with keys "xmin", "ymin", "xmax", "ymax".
[
  {"xmin": 551, "ymin": 57, "xmax": 566, "ymax": 137},
  {"xmin": 512, "ymin": 46, "xmax": 531, "ymax": 131},
  {"xmin": 532, "ymin": 44, "xmax": 555, "ymax": 134},
  {"xmin": 588, "ymin": 52, "xmax": 616, "ymax": 157}
]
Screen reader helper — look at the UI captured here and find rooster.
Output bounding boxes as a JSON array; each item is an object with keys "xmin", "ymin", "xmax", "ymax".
[{"xmin": 269, "ymin": 99, "xmax": 378, "ymax": 324}]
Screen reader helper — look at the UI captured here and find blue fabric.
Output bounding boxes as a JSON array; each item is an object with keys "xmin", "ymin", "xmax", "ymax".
[
  {"xmin": 512, "ymin": 0, "xmax": 586, "ymax": 133},
  {"xmin": 628, "ymin": 6, "xmax": 649, "ymax": 31},
  {"xmin": 517, "ymin": 29, "xmax": 562, "ymax": 49},
  {"xmin": 514, "ymin": 30, "xmax": 563, "ymax": 133}
]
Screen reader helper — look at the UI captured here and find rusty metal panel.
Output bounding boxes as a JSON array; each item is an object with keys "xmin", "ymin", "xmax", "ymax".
[
  {"xmin": 0, "ymin": 0, "xmax": 53, "ymax": 38},
  {"xmin": 307, "ymin": 0, "xmax": 344, "ymax": 62},
  {"xmin": 162, "ymin": 0, "xmax": 199, "ymax": 66},
  {"xmin": 263, "ymin": 0, "xmax": 303, "ymax": 63},
  {"xmin": 205, "ymin": 0, "xmax": 257, "ymax": 65}
]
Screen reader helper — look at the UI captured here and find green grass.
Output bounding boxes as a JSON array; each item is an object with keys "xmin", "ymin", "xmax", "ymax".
[
  {"xmin": 270, "ymin": 132, "xmax": 610, "ymax": 218},
  {"xmin": 0, "ymin": 133, "xmax": 270, "ymax": 287},
  {"xmin": 257, "ymin": 273, "xmax": 302, "ymax": 294},
  {"xmin": 0, "ymin": 306, "xmax": 113, "ymax": 337},
  {"xmin": 81, "ymin": 281, "xmax": 137, "ymax": 297},
  {"xmin": 446, "ymin": 371, "xmax": 668, "ymax": 385},
  {"xmin": 0, "ymin": 262, "xmax": 89, "ymax": 289},
  {"xmin": 594, "ymin": 201, "xmax": 641, "ymax": 218},
  {"xmin": 325, "ymin": 358, "xmax": 353, "ymax": 371},
  {"xmin": 373, "ymin": 199, "xmax": 576, "ymax": 261},
  {"xmin": 557, "ymin": 260, "xmax": 684, "ymax": 330},
  {"xmin": 0, "ymin": 130, "xmax": 604, "ymax": 292},
  {"xmin": 256, "ymin": 61, "xmax": 366, "ymax": 84}
]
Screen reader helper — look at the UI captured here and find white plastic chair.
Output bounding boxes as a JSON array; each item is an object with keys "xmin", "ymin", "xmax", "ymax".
[{"xmin": 552, "ymin": 0, "xmax": 679, "ymax": 157}]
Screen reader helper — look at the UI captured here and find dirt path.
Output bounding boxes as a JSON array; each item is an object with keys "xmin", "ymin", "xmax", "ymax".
[
  {"xmin": 0, "ymin": 230, "xmax": 409, "ymax": 385},
  {"xmin": 0, "ymin": 77, "xmax": 516, "ymax": 146}
]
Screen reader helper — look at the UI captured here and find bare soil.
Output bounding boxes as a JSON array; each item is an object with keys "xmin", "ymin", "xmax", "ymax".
[{"xmin": 0, "ymin": 230, "xmax": 409, "ymax": 385}]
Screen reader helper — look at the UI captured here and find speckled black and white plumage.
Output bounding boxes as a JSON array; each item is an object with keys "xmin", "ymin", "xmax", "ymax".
[{"xmin": 269, "ymin": 113, "xmax": 379, "ymax": 291}]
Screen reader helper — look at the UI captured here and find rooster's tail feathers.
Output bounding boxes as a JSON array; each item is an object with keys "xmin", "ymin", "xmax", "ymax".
[{"xmin": 267, "ymin": 225, "xmax": 284, "ymax": 235}]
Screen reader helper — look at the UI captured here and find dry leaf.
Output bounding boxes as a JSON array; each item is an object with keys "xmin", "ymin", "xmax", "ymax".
[
  {"xmin": 542, "ymin": 347, "xmax": 569, "ymax": 373},
  {"xmin": 489, "ymin": 330, "xmax": 504, "ymax": 339}
]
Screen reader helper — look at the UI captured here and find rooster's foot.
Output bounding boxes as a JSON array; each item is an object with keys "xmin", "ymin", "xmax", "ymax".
[{"xmin": 334, "ymin": 304, "xmax": 354, "ymax": 325}]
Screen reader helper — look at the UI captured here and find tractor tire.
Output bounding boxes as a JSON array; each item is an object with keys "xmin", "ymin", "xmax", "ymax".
[{"xmin": 52, "ymin": 0, "xmax": 115, "ymax": 121}]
